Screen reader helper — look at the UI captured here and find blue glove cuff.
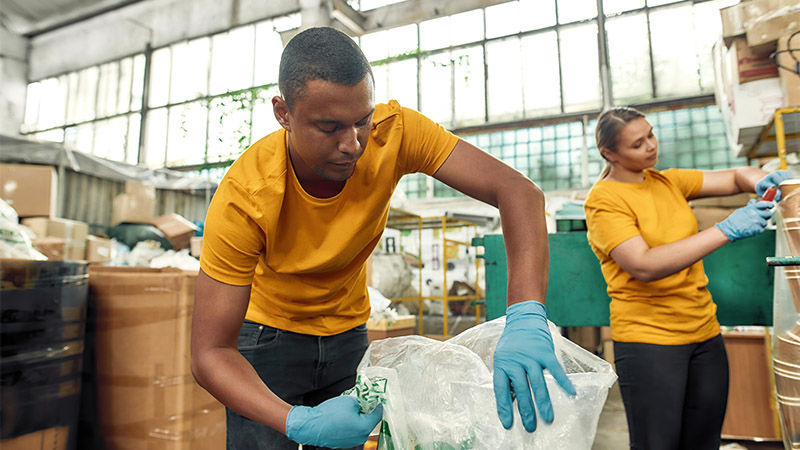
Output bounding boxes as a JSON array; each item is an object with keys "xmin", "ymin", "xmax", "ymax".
[
  {"xmin": 285, "ymin": 406, "xmax": 311, "ymax": 443},
  {"xmin": 506, "ymin": 300, "xmax": 547, "ymax": 318},
  {"xmin": 714, "ymin": 222, "xmax": 736, "ymax": 242}
]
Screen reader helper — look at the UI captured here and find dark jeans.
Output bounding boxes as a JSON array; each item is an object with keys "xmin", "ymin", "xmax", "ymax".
[
  {"xmin": 226, "ymin": 320, "xmax": 369, "ymax": 450},
  {"xmin": 614, "ymin": 334, "xmax": 729, "ymax": 450}
]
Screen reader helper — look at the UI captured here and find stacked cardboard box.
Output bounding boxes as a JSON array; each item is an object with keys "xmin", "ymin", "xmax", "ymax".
[
  {"xmin": 85, "ymin": 266, "xmax": 225, "ymax": 449},
  {"xmin": 714, "ymin": 0, "xmax": 799, "ymax": 157},
  {"xmin": 112, "ymin": 181, "xmax": 156, "ymax": 226},
  {"xmin": 366, "ymin": 315, "xmax": 416, "ymax": 341},
  {"xmin": 150, "ymin": 214, "xmax": 198, "ymax": 251},
  {"xmin": 22, "ymin": 217, "xmax": 89, "ymax": 260},
  {"xmin": 85, "ymin": 235, "xmax": 113, "ymax": 263},
  {"xmin": 0, "ymin": 164, "xmax": 58, "ymax": 218}
]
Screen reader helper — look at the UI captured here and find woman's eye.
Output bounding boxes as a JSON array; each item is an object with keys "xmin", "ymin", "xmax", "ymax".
[{"xmin": 319, "ymin": 127, "xmax": 337, "ymax": 134}]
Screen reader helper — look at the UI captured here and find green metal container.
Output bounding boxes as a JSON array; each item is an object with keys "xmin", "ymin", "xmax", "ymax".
[{"xmin": 474, "ymin": 230, "xmax": 775, "ymax": 326}]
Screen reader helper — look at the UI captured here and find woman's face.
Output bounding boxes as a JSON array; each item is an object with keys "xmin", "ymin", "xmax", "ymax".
[{"xmin": 606, "ymin": 117, "xmax": 658, "ymax": 172}]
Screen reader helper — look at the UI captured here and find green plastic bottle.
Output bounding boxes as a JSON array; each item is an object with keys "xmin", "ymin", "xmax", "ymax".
[{"xmin": 377, "ymin": 421, "xmax": 394, "ymax": 450}]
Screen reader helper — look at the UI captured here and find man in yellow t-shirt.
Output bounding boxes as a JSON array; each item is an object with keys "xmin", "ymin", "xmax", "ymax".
[{"xmin": 191, "ymin": 27, "xmax": 574, "ymax": 450}]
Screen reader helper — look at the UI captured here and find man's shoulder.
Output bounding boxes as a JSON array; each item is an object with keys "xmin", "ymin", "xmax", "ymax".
[{"xmin": 224, "ymin": 129, "xmax": 288, "ymax": 195}]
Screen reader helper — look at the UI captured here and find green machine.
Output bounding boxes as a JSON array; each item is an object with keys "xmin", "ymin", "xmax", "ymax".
[{"xmin": 473, "ymin": 230, "xmax": 775, "ymax": 326}]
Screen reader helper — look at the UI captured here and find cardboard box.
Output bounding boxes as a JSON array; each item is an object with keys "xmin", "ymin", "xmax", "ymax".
[
  {"xmin": 111, "ymin": 192, "xmax": 156, "ymax": 226},
  {"xmin": 777, "ymin": 34, "xmax": 800, "ymax": 106},
  {"xmin": 720, "ymin": 3, "xmax": 747, "ymax": 47},
  {"xmin": 190, "ymin": 236, "xmax": 203, "ymax": 258},
  {"xmin": 86, "ymin": 266, "xmax": 225, "ymax": 449},
  {"xmin": 746, "ymin": 4, "xmax": 800, "ymax": 48},
  {"xmin": 689, "ymin": 192, "xmax": 752, "ymax": 208},
  {"xmin": 366, "ymin": 315, "xmax": 416, "ymax": 342},
  {"xmin": 32, "ymin": 237, "xmax": 66, "ymax": 260},
  {"xmin": 124, "ymin": 181, "xmax": 156, "ymax": 199},
  {"xmin": 85, "ymin": 235, "xmax": 112, "ymax": 263},
  {"xmin": 0, "ymin": 426, "xmax": 69, "ymax": 450},
  {"xmin": 21, "ymin": 217, "xmax": 89, "ymax": 260},
  {"xmin": 0, "ymin": 164, "xmax": 57, "ymax": 218},
  {"xmin": 150, "ymin": 214, "xmax": 198, "ymax": 250},
  {"xmin": 731, "ymin": 38, "xmax": 779, "ymax": 84},
  {"xmin": 692, "ymin": 207, "xmax": 737, "ymax": 231}
]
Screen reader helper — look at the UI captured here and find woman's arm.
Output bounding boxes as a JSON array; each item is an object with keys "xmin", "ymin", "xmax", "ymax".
[
  {"xmin": 609, "ymin": 229, "xmax": 729, "ymax": 282},
  {"xmin": 693, "ymin": 167, "xmax": 767, "ymax": 199}
]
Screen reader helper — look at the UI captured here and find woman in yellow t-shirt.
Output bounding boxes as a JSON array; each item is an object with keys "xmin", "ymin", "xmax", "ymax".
[{"xmin": 584, "ymin": 106, "xmax": 789, "ymax": 449}]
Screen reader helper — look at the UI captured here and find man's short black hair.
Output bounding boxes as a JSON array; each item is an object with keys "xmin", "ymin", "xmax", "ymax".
[{"xmin": 279, "ymin": 27, "xmax": 373, "ymax": 110}]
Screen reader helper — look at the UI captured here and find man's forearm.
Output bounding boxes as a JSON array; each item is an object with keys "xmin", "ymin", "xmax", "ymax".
[
  {"xmin": 192, "ymin": 346, "xmax": 292, "ymax": 434},
  {"xmin": 497, "ymin": 177, "xmax": 549, "ymax": 305}
]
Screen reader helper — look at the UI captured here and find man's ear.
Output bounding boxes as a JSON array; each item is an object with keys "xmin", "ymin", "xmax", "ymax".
[{"xmin": 272, "ymin": 96, "xmax": 291, "ymax": 131}]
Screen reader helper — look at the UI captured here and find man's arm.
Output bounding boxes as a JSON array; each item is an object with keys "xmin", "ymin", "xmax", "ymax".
[
  {"xmin": 432, "ymin": 139, "xmax": 547, "ymax": 304},
  {"xmin": 433, "ymin": 139, "xmax": 574, "ymax": 433},
  {"xmin": 190, "ymin": 270, "xmax": 292, "ymax": 432}
]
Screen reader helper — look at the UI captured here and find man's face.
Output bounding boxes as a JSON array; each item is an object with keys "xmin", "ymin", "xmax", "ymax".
[{"xmin": 274, "ymin": 77, "xmax": 375, "ymax": 183}]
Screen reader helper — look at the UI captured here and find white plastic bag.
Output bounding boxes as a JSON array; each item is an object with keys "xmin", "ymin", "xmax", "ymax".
[{"xmin": 356, "ymin": 317, "xmax": 617, "ymax": 449}]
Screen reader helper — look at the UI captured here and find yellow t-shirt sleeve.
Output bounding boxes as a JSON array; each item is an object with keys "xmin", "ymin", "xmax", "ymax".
[
  {"xmin": 200, "ymin": 177, "xmax": 265, "ymax": 286},
  {"xmin": 661, "ymin": 168, "xmax": 703, "ymax": 199},
  {"xmin": 585, "ymin": 192, "xmax": 641, "ymax": 257},
  {"xmin": 397, "ymin": 107, "xmax": 459, "ymax": 175}
]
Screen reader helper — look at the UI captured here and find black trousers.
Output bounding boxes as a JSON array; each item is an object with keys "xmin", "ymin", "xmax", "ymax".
[
  {"xmin": 613, "ymin": 334, "xmax": 729, "ymax": 450},
  {"xmin": 226, "ymin": 320, "xmax": 369, "ymax": 450}
]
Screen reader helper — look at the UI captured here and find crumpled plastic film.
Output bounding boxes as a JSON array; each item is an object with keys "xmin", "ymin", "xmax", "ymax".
[
  {"xmin": 343, "ymin": 374, "xmax": 389, "ymax": 415},
  {"xmin": 356, "ymin": 317, "xmax": 617, "ymax": 449}
]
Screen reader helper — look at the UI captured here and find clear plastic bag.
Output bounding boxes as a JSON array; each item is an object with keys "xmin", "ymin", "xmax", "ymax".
[{"xmin": 357, "ymin": 317, "xmax": 617, "ymax": 449}]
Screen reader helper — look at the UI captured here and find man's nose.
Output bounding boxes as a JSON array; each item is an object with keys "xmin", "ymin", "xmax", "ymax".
[{"xmin": 339, "ymin": 127, "xmax": 360, "ymax": 154}]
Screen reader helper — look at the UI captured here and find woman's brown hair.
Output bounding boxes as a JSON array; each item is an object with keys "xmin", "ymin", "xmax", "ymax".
[{"xmin": 596, "ymin": 106, "xmax": 645, "ymax": 179}]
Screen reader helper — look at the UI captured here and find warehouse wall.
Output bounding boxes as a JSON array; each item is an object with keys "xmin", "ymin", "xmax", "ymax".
[
  {"xmin": 59, "ymin": 169, "xmax": 211, "ymax": 234},
  {"xmin": 0, "ymin": 22, "xmax": 27, "ymax": 137}
]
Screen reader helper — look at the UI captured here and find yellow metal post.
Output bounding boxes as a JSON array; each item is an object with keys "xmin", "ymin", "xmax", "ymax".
[{"xmin": 776, "ymin": 109, "xmax": 788, "ymax": 170}]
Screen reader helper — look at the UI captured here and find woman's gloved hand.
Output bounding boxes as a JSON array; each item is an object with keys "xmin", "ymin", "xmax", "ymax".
[
  {"xmin": 756, "ymin": 170, "xmax": 793, "ymax": 201},
  {"xmin": 715, "ymin": 199, "xmax": 774, "ymax": 242},
  {"xmin": 285, "ymin": 395, "xmax": 382, "ymax": 448},
  {"xmin": 493, "ymin": 300, "xmax": 576, "ymax": 432}
]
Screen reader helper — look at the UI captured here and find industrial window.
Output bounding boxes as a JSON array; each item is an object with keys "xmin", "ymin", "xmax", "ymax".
[
  {"xmin": 21, "ymin": 0, "xmax": 744, "ymax": 192},
  {"xmin": 403, "ymin": 104, "xmax": 746, "ymax": 198}
]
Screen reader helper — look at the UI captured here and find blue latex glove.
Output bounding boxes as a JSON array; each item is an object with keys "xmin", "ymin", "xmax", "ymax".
[
  {"xmin": 285, "ymin": 395, "xmax": 382, "ymax": 448},
  {"xmin": 715, "ymin": 199, "xmax": 774, "ymax": 242},
  {"xmin": 493, "ymin": 300, "xmax": 576, "ymax": 432},
  {"xmin": 756, "ymin": 170, "xmax": 792, "ymax": 201}
]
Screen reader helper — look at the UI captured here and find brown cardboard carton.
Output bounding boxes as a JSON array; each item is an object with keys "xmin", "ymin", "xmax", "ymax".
[
  {"xmin": 85, "ymin": 235, "xmax": 112, "ymax": 263},
  {"xmin": 111, "ymin": 192, "xmax": 156, "ymax": 226},
  {"xmin": 124, "ymin": 181, "xmax": 156, "ymax": 199},
  {"xmin": 777, "ymin": 34, "xmax": 800, "ymax": 106},
  {"xmin": 720, "ymin": 3, "xmax": 747, "ymax": 47},
  {"xmin": 689, "ymin": 192, "xmax": 752, "ymax": 208},
  {"xmin": 87, "ymin": 266, "xmax": 225, "ymax": 449},
  {"xmin": 746, "ymin": 4, "xmax": 800, "ymax": 47},
  {"xmin": 0, "ymin": 164, "xmax": 57, "ymax": 218},
  {"xmin": 0, "ymin": 426, "xmax": 69, "ymax": 450},
  {"xmin": 21, "ymin": 217, "xmax": 89, "ymax": 260},
  {"xmin": 190, "ymin": 236, "xmax": 203, "ymax": 258},
  {"xmin": 32, "ymin": 237, "xmax": 66, "ymax": 260},
  {"xmin": 150, "ymin": 214, "xmax": 198, "ymax": 250},
  {"xmin": 692, "ymin": 207, "xmax": 736, "ymax": 231},
  {"xmin": 731, "ymin": 37, "xmax": 779, "ymax": 84}
]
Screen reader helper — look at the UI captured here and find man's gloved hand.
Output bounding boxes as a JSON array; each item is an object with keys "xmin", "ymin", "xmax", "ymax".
[
  {"xmin": 715, "ymin": 199, "xmax": 774, "ymax": 242},
  {"xmin": 285, "ymin": 395, "xmax": 382, "ymax": 448},
  {"xmin": 493, "ymin": 300, "xmax": 576, "ymax": 432},
  {"xmin": 756, "ymin": 169, "xmax": 793, "ymax": 201}
]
